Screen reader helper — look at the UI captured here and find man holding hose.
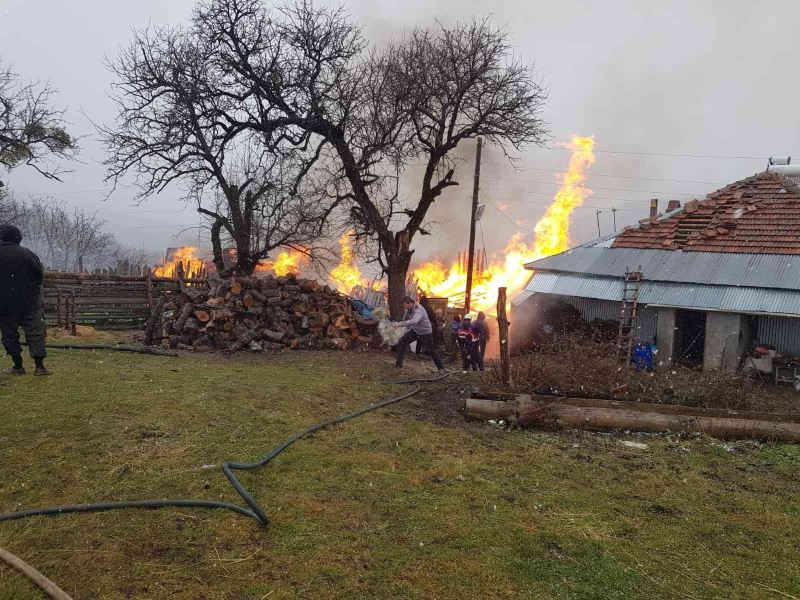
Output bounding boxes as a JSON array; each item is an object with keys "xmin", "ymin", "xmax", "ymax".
[{"xmin": 393, "ymin": 296, "xmax": 446, "ymax": 373}]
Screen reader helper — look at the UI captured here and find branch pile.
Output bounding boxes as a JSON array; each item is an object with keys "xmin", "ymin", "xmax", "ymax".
[{"xmin": 144, "ymin": 274, "xmax": 376, "ymax": 352}]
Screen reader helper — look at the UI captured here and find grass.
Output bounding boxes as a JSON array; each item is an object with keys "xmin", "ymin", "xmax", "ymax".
[{"xmin": 0, "ymin": 345, "xmax": 799, "ymax": 599}]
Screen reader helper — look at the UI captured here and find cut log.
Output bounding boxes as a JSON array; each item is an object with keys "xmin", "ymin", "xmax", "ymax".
[
  {"xmin": 172, "ymin": 302, "xmax": 195, "ymax": 334},
  {"xmin": 263, "ymin": 329, "xmax": 286, "ymax": 343},
  {"xmin": 230, "ymin": 281, "xmax": 242, "ymax": 295},
  {"xmin": 194, "ymin": 309, "xmax": 211, "ymax": 323},
  {"xmin": 464, "ymin": 395, "xmax": 800, "ymax": 443}
]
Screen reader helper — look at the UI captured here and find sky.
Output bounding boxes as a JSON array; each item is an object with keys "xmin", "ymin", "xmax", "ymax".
[{"xmin": 2, "ymin": 0, "xmax": 799, "ymax": 268}]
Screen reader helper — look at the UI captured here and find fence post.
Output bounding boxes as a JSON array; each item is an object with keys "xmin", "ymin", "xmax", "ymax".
[
  {"xmin": 69, "ymin": 291, "xmax": 77, "ymax": 335},
  {"xmin": 497, "ymin": 287, "xmax": 511, "ymax": 386},
  {"xmin": 145, "ymin": 269, "xmax": 153, "ymax": 311},
  {"xmin": 56, "ymin": 289, "xmax": 63, "ymax": 328}
]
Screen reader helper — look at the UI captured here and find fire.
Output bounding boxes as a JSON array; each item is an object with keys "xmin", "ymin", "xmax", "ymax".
[
  {"xmin": 153, "ymin": 246, "xmax": 207, "ymax": 278},
  {"xmin": 329, "ymin": 231, "xmax": 368, "ymax": 295},
  {"xmin": 412, "ymin": 135, "xmax": 596, "ymax": 313},
  {"xmin": 256, "ymin": 249, "xmax": 310, "ymax": 276}
]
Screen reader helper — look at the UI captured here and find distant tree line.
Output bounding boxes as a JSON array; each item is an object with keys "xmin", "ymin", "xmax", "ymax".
[{"xmin": 0, "ymin": 189, "xmax": 151, "ymax": 273}]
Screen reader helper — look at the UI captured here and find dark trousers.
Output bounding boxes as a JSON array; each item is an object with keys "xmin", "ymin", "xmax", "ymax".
[
  {"xmin": 396, "ymin": 331, "xmax": 444, "ymax": 370},
  {"xmin": 0, "ymin": 304, "xmax": 47, "ymax": 360},
  {"xmin": 479, "ymin": 336, "xmax": 488, "ymax": 359}
]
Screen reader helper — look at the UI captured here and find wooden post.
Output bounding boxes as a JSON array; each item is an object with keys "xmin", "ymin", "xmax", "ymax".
[
  {"xmin": 69, "ymin": 291, "xmax": 77, "ymax": 336},
  {"xmin": 497, "ymin": 286, "xmax": 511, "ymax": 386},
  {"xmin": 145, "ymin": 269, "xmax": 153, "ymax": 311},
  {"xmin": 177, "ymin": 260, "xmax": 187, "ymax": 294},
  {"xmin": 56, "ymin": 289, "xmax": 63, "ymax": 328},
  {"xmin": 464, "ymin": 137, "xmax": 483, "ymax": 313}
]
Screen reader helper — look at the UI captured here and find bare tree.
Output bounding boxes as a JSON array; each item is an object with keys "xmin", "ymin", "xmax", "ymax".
[
  {"xmin": 0, "ymin": 62, "xmax": 77, "ymax": 182},
  {"xmin": 4, "ymin": 196, "xmax": 114, "ymax": 272},
  {"xmin": 100, "ymin": 23, "xmax": 337, "ymax": 275},
  {"xmin": 196, "ymin": 0, "xmax": 548, "ymax": 316}
]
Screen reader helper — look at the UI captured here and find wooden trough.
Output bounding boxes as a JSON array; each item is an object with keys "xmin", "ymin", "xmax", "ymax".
[{"xmin": 465, "ymin": 394, "xmax": 800, "ymax": 443}]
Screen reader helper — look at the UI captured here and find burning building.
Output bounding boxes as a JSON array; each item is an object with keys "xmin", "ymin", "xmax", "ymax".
[{"xmin": 517, "ymin": 164, "xmax": 800, "ymax": 374}]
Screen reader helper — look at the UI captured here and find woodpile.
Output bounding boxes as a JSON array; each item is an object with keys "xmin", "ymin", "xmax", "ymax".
[{"xmin": 145, "ymin": 273, "xmax": 377, "ymax": 352}]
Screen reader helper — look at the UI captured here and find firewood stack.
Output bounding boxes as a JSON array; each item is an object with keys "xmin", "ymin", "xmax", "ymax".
[{"xmin": 144, "ymin": 273, "xmax": 377, "ymax": 352}]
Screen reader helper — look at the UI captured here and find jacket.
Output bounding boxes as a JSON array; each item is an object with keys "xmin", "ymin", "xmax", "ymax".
[
  {"xmin": 0, "ymin": 241, "xmax": 44, "ymax": 314},
  {"xmin": 399, "ymin": 304, "xmax": 433, "ymax": 335}
]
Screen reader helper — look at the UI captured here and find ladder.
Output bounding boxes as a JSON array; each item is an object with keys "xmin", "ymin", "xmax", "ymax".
[{"xmin": 616, "ymin": 269, "xmax": 643, "ymax": 364}]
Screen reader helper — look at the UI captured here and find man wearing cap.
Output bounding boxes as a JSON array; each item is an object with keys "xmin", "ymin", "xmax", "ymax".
[
  {"xmin": 0, "ymin": 224, "xmax": 50, "ymax": 375},
  {"xmin": 393, "ymin": 296, "xmax": 445, "ymax": 372}
]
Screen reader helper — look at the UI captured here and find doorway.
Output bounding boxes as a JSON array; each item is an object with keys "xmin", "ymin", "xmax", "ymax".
[{"xmin": 674, "ymin": 309, "xmax": 706, "ymax": 366}]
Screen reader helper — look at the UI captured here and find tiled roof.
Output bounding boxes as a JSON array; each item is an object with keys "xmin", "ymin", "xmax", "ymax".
[{"xmin": 611, "ymin": 171, "xmax": 800, "ymax": 254}]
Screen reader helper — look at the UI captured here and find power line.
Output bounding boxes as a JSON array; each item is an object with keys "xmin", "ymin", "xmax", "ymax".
[
  {"xmin": 487, "ymin": 169, "xmax": 728, "ymax": 186},
  {"xmin": 484, "ymin": 178, "xmax": 705, "ymax": 197},
  {"xmin": 539, "ymin": 146, "xmax": 767, "ymax": 160}
]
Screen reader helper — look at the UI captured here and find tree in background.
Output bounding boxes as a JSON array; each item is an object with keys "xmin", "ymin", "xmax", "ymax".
[
  {"xmin": 0, "ymin": 62, "xmax": 77, "ymax": 182},
  {"xmin": 100, "ymin": 24, "xmax": 337, "ymax": 275},
  {"xmin": 194, "ymin": 0, "xmax": 548, "ymax": 316},
  {"xmin": 0, "ymin": 193, "xmax": 115, "ymax": 272}
]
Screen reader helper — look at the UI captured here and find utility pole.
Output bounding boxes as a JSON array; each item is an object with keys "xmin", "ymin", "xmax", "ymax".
[
  {"xmin": 612, "ymin": 207, "xmax": 617, "ymax": 232},
  {"xmin": 595, "ymin": 209, "xmax": 602, "ymax": 238},
  {"xmin": 464, "ymin": 137, "xmax": 483, "ymax": 313}
]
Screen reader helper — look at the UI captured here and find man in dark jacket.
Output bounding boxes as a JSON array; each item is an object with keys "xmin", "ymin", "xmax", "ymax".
[{"xmin": 0, "ymin": 224, "xmax": 50, "ymax": 375}]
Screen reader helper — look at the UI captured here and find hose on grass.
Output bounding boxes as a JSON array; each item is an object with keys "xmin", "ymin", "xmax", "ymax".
[
  {"xmin": 0, "ymin": 546, "xmax": 74, "ymax": 600},
  {"xmin": 0, "ymin": 371, "xmax": 452, "ymax": 528}
]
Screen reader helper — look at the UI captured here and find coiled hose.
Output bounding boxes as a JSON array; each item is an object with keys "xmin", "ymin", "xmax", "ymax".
[{"xmin": 0, "ymin": 371, "xmax": 451, "ymax": 527}]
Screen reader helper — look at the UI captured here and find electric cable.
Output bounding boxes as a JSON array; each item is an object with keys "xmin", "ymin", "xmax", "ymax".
[{"xmin": 0, "ymin": 372, "xmax": 453, "ymax": 527}]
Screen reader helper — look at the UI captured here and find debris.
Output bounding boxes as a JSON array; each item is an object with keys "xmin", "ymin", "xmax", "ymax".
[{"xmin": 620, "ymin": 440, "xmax": 649, "ymax": 450}]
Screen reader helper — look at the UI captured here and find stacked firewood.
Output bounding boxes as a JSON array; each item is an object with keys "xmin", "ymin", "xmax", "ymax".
[{"xmin": 144, "ymin": 273, "xmax": 377, "ymax": 352}]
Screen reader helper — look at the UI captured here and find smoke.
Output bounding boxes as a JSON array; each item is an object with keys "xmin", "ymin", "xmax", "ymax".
[{"xmin": 5, "ymin": 0, "xmax": 800, "ymax": 257}]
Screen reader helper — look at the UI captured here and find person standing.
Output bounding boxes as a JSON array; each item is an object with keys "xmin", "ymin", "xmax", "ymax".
[
  {"xmin": 0, "ymin": 224, "xmax": 50, "ymax": 375},
  {"xmin": 474, "ymin": 311, "xmax": 490, "ymax": 360},
  {"xmin": 393, "ymin": 296, "xmax": 445, "ymax": 372},
  {"xmin": 449, "ymin": 314, "xmax": 462, "ymax": 361},
  {"xmin": 457, "ymin": 314, "xmax": 475, "ymax": 371}
]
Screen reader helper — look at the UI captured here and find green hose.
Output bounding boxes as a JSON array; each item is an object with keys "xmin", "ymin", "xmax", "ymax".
[{"xmin": 0, "ymin": 372, "xmax": 451, "ymax": 527}]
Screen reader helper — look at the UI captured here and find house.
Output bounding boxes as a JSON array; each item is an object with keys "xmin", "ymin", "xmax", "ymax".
[{"xmin": 515, "ymin": 168, "xmax": 800, "ymax": 373}]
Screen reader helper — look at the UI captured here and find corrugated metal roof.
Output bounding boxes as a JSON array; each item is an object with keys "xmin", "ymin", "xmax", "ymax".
[
  {"xmin": 523, "ymin": 272, "xmax": 800, "ymax": 316},
  {"xmin": 525, "ymin": 247, "xmax": 800, "ymax": 291}
]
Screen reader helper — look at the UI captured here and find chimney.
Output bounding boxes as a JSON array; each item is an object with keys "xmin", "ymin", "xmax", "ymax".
[
  {"xmin": 649, "ymin": 198, "xmax": 658, "ymax": 218},
  {"xmin": 666, "ymin": 200, "xmax": 681, "ymax": 212}
]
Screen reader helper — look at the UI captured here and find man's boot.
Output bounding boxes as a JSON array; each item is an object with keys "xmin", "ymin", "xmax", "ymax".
[
  {"xmin": 3, "ymin": 354, "xmax": 25, "ymax": 375},
  {"xmin": 33, "ymin": 357, "xmax": 51, "ymax": 376}
]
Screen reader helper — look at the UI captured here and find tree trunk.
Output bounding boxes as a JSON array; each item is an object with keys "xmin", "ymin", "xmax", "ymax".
[
  {"xmin": 386, "ymin": 265, "xmax": 407, "ymax": 320},
  {"xmin": 209, "ymin": 219, "xmax": 226, "ymax": 274},
  {"xmin": 385, "ymin": 230, "xmax": 414, "ymax": 320}
]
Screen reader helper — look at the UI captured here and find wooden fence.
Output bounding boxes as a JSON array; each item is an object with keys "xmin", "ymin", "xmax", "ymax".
[{"xmin": 43, "ymin": 272, "xmax": 208, "ymax": 329}]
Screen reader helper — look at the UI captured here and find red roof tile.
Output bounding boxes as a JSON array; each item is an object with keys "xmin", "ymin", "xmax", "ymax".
[{"xmin": 611, "ymin": 171, "xmax": 800, "ymax": 254}]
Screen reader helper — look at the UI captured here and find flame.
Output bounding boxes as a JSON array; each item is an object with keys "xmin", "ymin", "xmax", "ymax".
[
  {"xmin": 329, "ymin": 231, "xmax": 368, "ymax": 295},
  {"xmin": 153, "ymin": 246, "xmax": 207, "ymax": 278},
  {"xmin": 412, "ymin": 135, "xmax": 596, "ymax": 313},
  {"xmin": 256, "ymin": 249, "xmax": 310, "ymax": 276}
]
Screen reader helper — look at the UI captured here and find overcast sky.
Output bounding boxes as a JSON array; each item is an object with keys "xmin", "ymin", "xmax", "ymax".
[{"xmin": 3, "ymin": 0, "xmax": 799, "ymax": 266}]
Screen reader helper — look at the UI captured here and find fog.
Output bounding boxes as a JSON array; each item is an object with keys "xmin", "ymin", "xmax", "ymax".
[{"xmin": 3, "ymin": 0, "xmax": 799, "ymax": 266}]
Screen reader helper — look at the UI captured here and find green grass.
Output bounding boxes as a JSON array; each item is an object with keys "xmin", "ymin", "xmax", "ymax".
[{"xmin": 0, "ymin": 349, "xmax": 798, "ymax": 599}]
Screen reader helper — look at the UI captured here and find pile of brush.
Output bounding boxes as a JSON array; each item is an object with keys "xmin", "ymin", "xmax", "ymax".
[{"xmin": 144, "ymin": 273, "xmax": 378, "ymax": 352}]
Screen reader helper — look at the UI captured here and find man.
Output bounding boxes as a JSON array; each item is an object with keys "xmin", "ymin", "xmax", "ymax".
[
  {"xmin": 0, "ymin": 224, "xmax": 50, "ymax": 375},
  {"xmin": 473, "ymin": 311, "xmax": 490, "ymax": 360},
  {"xmin": 393, "ymin": 296, "xmax": 445, "ymax": 372}
]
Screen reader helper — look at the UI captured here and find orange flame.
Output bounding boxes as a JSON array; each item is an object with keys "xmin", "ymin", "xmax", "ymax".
[
  {"xmin": 153, "ymin": 246, "xmax": 207, "ymax": 278},
  {"xmin": 256, "ymin": 249, "xmax": 310, "ymax": 276},
  {"xmin": 329, "ymin": 231, "xmax": 368, "ymax": 295},
  {"xmin": 412, "ymin": 136, "xmax": 596, "ymax": 313}
]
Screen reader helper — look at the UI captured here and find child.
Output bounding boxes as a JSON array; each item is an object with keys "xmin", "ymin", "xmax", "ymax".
[{"xmin": 458, "ymin": 315, "xmax": 476, "ymax": 371}]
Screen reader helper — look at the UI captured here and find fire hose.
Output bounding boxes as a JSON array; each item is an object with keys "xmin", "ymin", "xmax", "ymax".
[
  {"xmin": 0, "ymin": 371, "xmax": 451, "ymax": 528},
  {"xmin": 0, "ymin": 370, "xmax": 453, "ymax": 597}
]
